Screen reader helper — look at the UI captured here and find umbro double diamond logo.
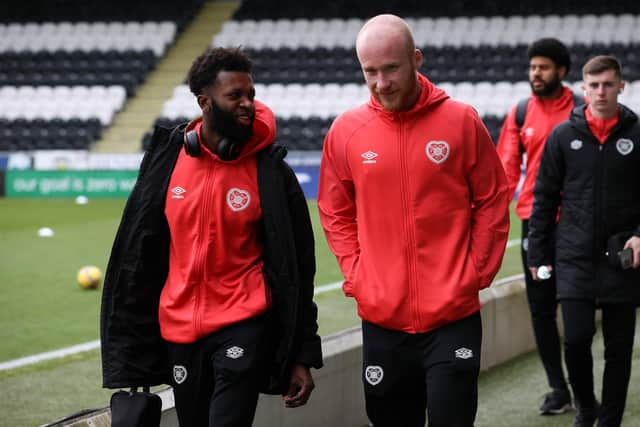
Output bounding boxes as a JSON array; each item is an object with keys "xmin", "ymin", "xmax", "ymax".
[
  {"xmin": 226, "ymin": 346, "xmax": 244, "ymax": 359},
  {"xmin": 171, "ymin": 186, "xmax": 186, "ymax": 199},
  {"xmin": 455, "ymin": 347, "xmax": 473, "ymax": 359},
  {"xmin": 361, "ymin": 151, "xmax": 378, "ymax": 164}
]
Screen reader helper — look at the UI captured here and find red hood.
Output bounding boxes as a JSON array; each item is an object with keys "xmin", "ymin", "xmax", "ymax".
[
  {"xmin": 185, "ymin": 99, "xmax": 276, "ymax": 160},
  {"xmin": 369, "ymin": 73, "xmax": 450, "ymax": 117}
]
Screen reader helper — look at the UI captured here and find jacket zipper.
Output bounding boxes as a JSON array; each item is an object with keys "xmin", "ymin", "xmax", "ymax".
[
  {"xmin": 594, "ymin": 138, "xmax": 605, "ymax": 303},
  {"xmin": 193, "ymin": 156, "xmax": 216, "ymax": 335},
  {"xmin": 397, "ymin": 116, "xmax": 421, "ymax": 329}
]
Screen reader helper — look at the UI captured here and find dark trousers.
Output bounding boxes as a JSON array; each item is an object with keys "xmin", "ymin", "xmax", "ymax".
[
  {"xmin": 362, "ymin": 311, "xmax": 482, "ymax": 427},
  {"xmin": 166, "ymin": 314, "xmax": 269, "ymax": 427},
  {"xmin": 562, "ymin": 300, "xmax": 636, "ymax": 427},
  {"xmin": 521, "ymin": 220, "xmax": 568, "ymax": 391}
]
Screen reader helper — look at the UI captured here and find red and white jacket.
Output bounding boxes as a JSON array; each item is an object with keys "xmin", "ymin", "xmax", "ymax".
[
  {"xmin": 160, "ymin": 101, "xmax": 275, "ymax": 343},
  {"xmin": 497, "ymin": 86, "xmax": 577, "ymax": 219},
  {"xmin": 318, "ymin": 74, "xmax": 510, "ymax": 333}
]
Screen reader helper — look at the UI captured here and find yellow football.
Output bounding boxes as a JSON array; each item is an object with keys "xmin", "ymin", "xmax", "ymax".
[{"xmin": 76, "ymin": 265, "xmax": 102, "ymax": 290}]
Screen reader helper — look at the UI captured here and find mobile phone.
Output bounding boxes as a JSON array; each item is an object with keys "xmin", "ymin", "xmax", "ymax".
[{"xmin": 618, "ymin": 247, "xmax": 634, "ymax": 270}]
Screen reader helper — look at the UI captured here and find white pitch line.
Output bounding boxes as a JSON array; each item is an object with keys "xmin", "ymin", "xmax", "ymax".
[
  {"xmin": 314, "ymin": 281, "xmax": 343, "ymax": 295},
  {"xmin": 493, "ymin": 273, "xmax": 525, "ymax": 286},
  {"xmin": 0, "ymin": 340, "xmax": 100, "ymax": 371},
  {"xmin": 506, "ymin": 238, "xmax": 520, "ymax": 248},
  {"xmin": 1, "ymin": 239, "xmax": 523, "ymax": 372}
]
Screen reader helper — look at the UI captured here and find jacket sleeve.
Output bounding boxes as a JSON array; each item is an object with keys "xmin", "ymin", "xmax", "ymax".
[
  {"xmin": 283, "ymin": 162, "xmax": 323, "ymax": 369},
  {"xmin": 466, "ymin": 109, "xmax": 511, "ymax": 288},
  {"xmin": 496, "ymin": 105, "xmax": 523, "ymax": 201},
  {"xmin": 527, "ymin": 128, "xmax": 564, "ymax": 267},
  {"xmin": 317, "ymin": 124, "xmax": 359, "ymax": 296},
  {"xmin": 101, "ymin": 125, "xmax": 175, "ymax": 388}
]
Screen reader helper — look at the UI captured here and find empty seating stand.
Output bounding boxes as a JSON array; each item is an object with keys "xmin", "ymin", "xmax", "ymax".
[
  {"xmin": 0, "ymin": 0, "xmax": 205, "ymax": 152},
  {"xmin": 148, "ymin": 9, "xmax": 640, "ymax": 152}
]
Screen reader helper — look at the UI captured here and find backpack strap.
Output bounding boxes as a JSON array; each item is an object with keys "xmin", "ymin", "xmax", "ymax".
[
  {"xmin": 514, "ymin": 93, "xmax": 582, "ymax": 153},
  {"xmin": 515, "ymin": 97, "xmax": 530, "ymax": 130},
  {"xmin": 516, "ymin": 92, "xmax": 584, "ymax": 131},
  {"xmin": 514, "ymin": 97, "xmax": 530, "ymax": 154},
  {"xmin": 571, "ymin": 92, "xmax": 585, "ymax": 108}
]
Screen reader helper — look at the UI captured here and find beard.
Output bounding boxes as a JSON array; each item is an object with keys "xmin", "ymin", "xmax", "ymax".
[
  {"xmin": 208, "ymin": 99, "xmax": 255, "ymax": 143},
  {"xmin": 530, "ymin": 72, "xmax": 562, "ymax": 97}
]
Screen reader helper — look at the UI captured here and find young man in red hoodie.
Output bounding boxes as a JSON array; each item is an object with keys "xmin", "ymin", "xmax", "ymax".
[
  {"xmin": 528, "ymin": 55, "xmax": 640, "ymax": 427},
  {"xmin": 100, "ymin": 47, "xmax": 323, "ymax": 426},
  {"xmin": 496, "ymin": 38, "xmax": 577, "ymax": 415},
  {"xmin": 318, "ymin": 14, "xmax": 510, "ymax": 427}
]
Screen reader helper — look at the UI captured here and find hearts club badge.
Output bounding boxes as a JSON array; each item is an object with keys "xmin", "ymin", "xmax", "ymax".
[{"xmin": 425, "ymin": 141, "xmax": 450, "ymax": 164}]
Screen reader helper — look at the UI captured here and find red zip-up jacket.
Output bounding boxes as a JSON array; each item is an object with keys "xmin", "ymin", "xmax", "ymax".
[
  {"xmin": 497, "ymin": 86, "xmax": 576, "ymax": 219},
  {"xmin": 318, "ymin": 74, "xmax": 510, "ymax": 333},
  {"xmin": 160, "ymin": 101, "xmax": 275, "ymax": 343}
]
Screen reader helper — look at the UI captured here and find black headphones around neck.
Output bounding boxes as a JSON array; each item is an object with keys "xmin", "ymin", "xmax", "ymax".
[{"xmin": 183, "ymin": 129, "xmax": 240, "ymax": 160}]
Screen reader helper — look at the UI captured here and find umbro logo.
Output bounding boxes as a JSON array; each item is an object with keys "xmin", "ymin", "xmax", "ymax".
[
  {"xmin": 455, "ymin": 347, "xmax": 473, "ymax": 359},
  {"xmin": 361, "ymin": 151, "xmax": 378, "ymax": 164},
  {"xmin": 171, "ymin": 186, "xmax": 186, "ymax": 199}
]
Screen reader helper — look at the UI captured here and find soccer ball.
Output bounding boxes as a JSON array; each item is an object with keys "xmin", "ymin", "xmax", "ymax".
[{"xmin": 76, "ymin": 265, "xmax": 102, "ymax": 290}]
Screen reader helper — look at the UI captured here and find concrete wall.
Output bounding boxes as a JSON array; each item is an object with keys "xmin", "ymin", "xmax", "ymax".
[{"xmin": 45, "ymin": 276, "xmax": 538, "ymax": 427}]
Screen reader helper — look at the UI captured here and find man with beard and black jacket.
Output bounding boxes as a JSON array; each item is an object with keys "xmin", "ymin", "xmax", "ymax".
[
  {"xmin": 528, "ymin": 55, "xmax": 640, "ymax": 427},
  {"xmin": 496, "ymin": 38, "xmax": 579, "ymax": 415},
  {"xmin": 100, "ymin": 47, "xmax": 323, "ymax": 427}
]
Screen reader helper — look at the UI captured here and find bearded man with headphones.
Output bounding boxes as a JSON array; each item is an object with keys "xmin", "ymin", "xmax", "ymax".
[{"xmin": 100, "ymin": 47, "xmax": 323, "ymax": 427}]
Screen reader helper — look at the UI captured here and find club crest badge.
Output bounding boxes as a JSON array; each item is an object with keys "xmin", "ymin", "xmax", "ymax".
[
  {"xmin": 425, "ymin": 141, "xmax": 450, "ymax": 164},
  {"xmin": 227, "ymin": 188, "xmax": 251, "ymax": 211},
  {"xmin": 365, "ymin": 365, "xmax": 384, "ymax": 386},
  {"xmin": 616, "ymin": 138, "xmax": 634, "ymax": 156},
  {"xmin": 173, "ymin": 365, "xmax": 187, "ymax": 384},
  {"xmin": 570, "ymin": 139, "xmax": 583, "ymax": 150}
]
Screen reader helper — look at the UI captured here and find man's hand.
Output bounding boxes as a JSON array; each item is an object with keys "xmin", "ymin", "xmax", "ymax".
[
  {"xmin": 529, "ymin": 265, "xmax": 553, "ymax": 281},
  {"xmin": 283, "ymin": 364, "xmax": 314, "ymax": 408},
  {"xmin": 624, "ymin": 236, "xmax": 640, "ymax": 269}
]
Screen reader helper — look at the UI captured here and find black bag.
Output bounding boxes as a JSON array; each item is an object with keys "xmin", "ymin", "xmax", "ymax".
[{"xmin": 110, "ymin": 387, "xmax": 162, "ymax": 427}]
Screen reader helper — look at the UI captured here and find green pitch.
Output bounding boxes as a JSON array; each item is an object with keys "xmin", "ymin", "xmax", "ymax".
[
  {"xmin": 0, "ymin": 196, "xmax": 540, "ymax": 426},
  {"xmin": 0, "ymin": 198, "xmax": 520, "ymax": 362}
]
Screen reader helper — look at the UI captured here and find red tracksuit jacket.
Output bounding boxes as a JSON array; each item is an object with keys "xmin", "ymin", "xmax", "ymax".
[
  {"xmin": 497, "ymin": 86, "xmax": 576, "ymax": 219},
  {"xmin": 318, "ymin": 74, "xmax": 510, "ymax": 333},
  {"xmin": 160, "ymin": 101, "xmax": 275, "ymax": 343}
]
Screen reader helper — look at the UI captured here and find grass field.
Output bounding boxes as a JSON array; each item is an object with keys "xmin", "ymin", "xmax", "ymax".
[
  {"xmin": 0, "ymin": 197, "xmax": 521, "ymax": 362},
  {"xmin": 0, "ymin": 197, "xmax": 523, "ymax": 425}
]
